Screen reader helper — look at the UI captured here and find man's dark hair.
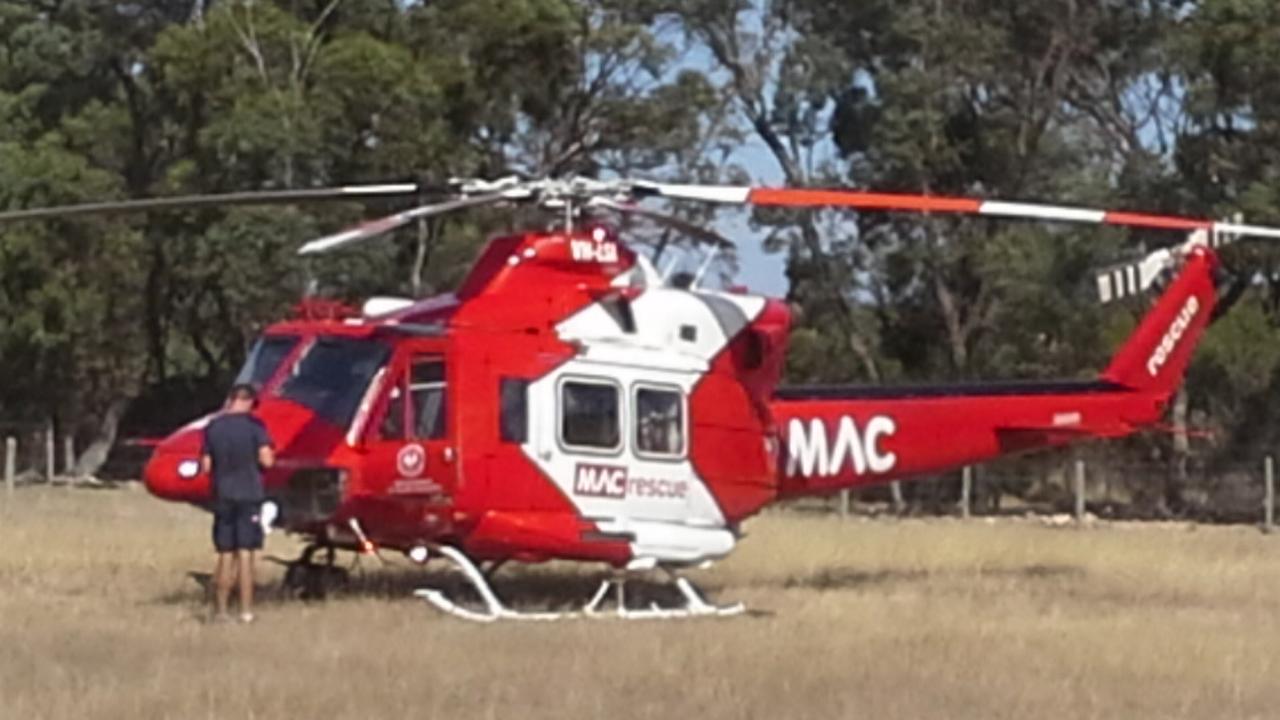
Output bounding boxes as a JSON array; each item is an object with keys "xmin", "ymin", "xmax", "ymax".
[{"xmin": 228, "ymin": 383, "xmax": 259, "ymax": 404}]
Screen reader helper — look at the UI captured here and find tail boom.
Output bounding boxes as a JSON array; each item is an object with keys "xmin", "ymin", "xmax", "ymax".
[
  {"xmin": 771, "ymin": 385, "xmax": 1156, "ymax": 497},
  {"xmin": 770, "ymin": 246, "xmax": 1220, "ymax": 498}
]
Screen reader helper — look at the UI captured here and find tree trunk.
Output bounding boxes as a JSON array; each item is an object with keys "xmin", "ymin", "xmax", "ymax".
[{"xmin": 73, "ymin": 399, "xmax": 130, "ymax": 479}]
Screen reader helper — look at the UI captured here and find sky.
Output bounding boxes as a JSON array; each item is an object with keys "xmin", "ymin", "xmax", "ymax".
[
  {"xmin": 663, "ymin": 25, "xmax": 794, "ymax": 299},
  {"xmin": 712, "ymin": 143, "xmax": 790, "ymax": 298}
]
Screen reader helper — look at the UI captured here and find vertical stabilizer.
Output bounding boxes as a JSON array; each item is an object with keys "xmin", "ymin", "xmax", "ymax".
[{"xmin": 1100, "ymin": 246, "xmax": 1218, "ymax": 395}]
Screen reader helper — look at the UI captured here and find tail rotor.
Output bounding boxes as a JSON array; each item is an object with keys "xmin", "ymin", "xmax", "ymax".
[{"xmin": 1094, "ymin": 215, "xmax": 1248, "ymax": 305}]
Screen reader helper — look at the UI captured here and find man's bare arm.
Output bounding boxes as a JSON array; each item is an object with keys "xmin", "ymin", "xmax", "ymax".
[
  {"xmin": 200, "ymin": 454, "xmax": 212, "ymax": 475},
  {"xmin": 258, "ymin": 445, "xmax": 275, "ymax": 469}
]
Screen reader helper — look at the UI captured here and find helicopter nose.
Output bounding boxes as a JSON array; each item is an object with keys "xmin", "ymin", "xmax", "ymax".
[
  {"xmin": 143, "ymin": 450, "xmax": 205, "ymax": 501},
  {"xmin": 143, "ymin": 420, "xmax": 211, "ymax": 502}
]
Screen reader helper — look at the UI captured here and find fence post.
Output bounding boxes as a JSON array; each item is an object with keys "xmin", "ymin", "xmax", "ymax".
[
  {"xmin": 1265, "ymin": 456, "xmax": 1275, "ymax": 534},
  {"xmin": 1074, "ymin": 459, "xmax": 1086, "ymax": 524},
  {"xmin": 960, "ymin": 466, "xmax": 972, "ymax": 519},
  {"xmin": 44, "ymin": 420, "xmax": 55, "ymax": 484},
  {"xmin": 838, "ymin": 489, "xmax": 850, "ymax": 518},
  {"xmin": 890, "ymin": 480, "xmax": 905, "ymax": 514},
  {"xmin": 63, "ymin": 435, "xmax": 75, "ymax": 483},
  {"xmin": 4, "ymin": 436, "xmax": 14, "ymax": 498}
]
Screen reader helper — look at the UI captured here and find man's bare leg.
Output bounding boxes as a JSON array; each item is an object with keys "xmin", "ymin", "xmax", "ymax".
[
  {"xmin": 237, "ymin": 549, "xmax": 256, "ymax": 621},
  {"xmin": 214, "ymin": 552, "xmax": 235, "ymax": 619}
]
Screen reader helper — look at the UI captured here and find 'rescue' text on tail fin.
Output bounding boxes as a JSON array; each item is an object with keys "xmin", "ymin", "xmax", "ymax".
[{"xmin": 1100, "ymin": 245, "xmax": 1218, "ymax": 396}]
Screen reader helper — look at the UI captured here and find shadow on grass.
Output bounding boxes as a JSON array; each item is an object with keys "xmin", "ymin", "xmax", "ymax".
[
  {"xmin": 156, "ymin": 562, "xmax": 763, "ymax": 618},
  {"xmin": 778, "ymin": 563, "xmax": 1086, "ymax": 591},
  {"xmin": 159, "ymin": 561, "xmax": 1080, "ymax": 618}
]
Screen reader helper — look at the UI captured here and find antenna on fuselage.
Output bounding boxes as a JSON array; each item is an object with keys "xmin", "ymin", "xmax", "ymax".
[
  {"xmin": 690, "ymin": 243, "xmax": 721, "ymax": 290},
  {"xmin": 659, "ymin": 256, "xmax": 680, "ymax": 284}
]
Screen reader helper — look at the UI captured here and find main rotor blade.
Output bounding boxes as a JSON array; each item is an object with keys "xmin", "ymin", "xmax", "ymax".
[
  {"xmin": 0, "ymin": 184, "xmax": 425, "ymax": 223},
  {"xmin": 633, "ymin": 182, "xmax": 1280, "ymax": 240},
  {"xmin": 586, "ymin": 197, "xmax": 735, "ymax": 249},
  {"xmin": 296, "ymin": 192, "xmax": 513, "ymax": 255}
]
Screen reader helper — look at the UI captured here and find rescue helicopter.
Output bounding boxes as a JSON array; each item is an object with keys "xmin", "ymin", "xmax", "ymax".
[{"xmin": 5, "ymin": 176, "xmax": 1279, "ymax": 621}]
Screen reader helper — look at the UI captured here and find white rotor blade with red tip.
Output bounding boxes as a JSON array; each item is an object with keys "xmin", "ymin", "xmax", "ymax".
[
  {"xmin": 0, "ymin": 183, "xmax": 423, "ymax": 223},
  {"xmin": 632, "ymin": 181, "xmax": 1280, "ymax": 240},
  {"xmin": 296, "ymin": 192, "xmax": 517, "ymax": 255}
]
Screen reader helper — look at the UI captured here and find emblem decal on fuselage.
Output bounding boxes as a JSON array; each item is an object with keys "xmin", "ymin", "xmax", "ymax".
[
  {"xmin": 785, "ymin": 416, "xmax": 897, "ymax": 478},
  {"xmin": 397, "ymin": 443, "xmax": 426, "ymax": 477}
]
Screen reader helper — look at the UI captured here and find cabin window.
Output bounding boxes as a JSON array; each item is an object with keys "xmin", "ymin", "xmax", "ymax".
[
  {"xmin": 500, "ymin": 378, "xmax": 529, "ymax": 443},
  {"xmin": 561, "ymin": 380, "xmax": 620, "ymax": 450},
  {"xmin": 635, "ymin": 386, "xmax": 685, "ymax": 457}
]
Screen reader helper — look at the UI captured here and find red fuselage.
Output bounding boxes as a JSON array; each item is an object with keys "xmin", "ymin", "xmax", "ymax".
[{"xmin": 144, "ymin": 228, "xmax": 1218, "ymax": 568}]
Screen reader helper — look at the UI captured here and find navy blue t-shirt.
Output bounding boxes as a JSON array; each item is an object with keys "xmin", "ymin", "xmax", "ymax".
[{"xmin": 202, "ymin": 413, "xmax": 273, "ymax": 502}]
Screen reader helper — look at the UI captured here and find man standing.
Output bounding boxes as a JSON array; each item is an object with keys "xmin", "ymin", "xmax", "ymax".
[{"xmin": 201, "ymin": 383, "xmax": 275, "ymax": 623}]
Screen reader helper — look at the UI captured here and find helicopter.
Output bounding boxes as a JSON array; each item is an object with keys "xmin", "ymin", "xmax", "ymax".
[{"xmin": 5, "ymin": 175, "xmax": 1279, "ymax": 621}]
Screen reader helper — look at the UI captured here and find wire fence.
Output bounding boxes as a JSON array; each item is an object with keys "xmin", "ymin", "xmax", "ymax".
[
  {"xmin": 0, "ymin": 420, "xmax": 56, "ymax": 487},
  {"xmin": 821, "ymin": 456, "xmax": 1280, "ymax": 529},
  {"xmin": 0, "ymin": 420, "xmax": 154, "ymax": 495}
]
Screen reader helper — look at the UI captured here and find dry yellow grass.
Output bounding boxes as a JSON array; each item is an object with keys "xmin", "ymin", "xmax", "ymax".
[{"xmin": 2, "ymin": 486, "xmax": 1279, "ymax": 719}]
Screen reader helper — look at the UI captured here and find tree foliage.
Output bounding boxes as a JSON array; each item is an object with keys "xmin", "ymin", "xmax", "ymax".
[{"xmin": 3, "ymin": 0, "xmax": 1280, "ymax": 515}]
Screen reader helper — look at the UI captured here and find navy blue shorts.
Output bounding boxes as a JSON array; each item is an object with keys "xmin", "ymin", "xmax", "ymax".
[{"xmin": 212, "ymin": 499, "xmax": 264, "ymax": 553}]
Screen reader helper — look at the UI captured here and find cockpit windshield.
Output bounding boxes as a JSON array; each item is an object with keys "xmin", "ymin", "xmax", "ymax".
[
  {"xmin": 278, "ymin": 337, "xmax": 390, "ymax": 428},
  {"xmin": 235, "ymin": 335, "xmax": 300, "ymax": 388}
]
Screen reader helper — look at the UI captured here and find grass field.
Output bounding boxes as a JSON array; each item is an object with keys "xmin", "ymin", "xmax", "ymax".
[{"xmin": 3, "ymin": 486, "xmax": 1279, "ymax": 719}]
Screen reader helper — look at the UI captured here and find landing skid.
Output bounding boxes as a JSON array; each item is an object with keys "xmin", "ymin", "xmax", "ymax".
[
  {"xmin": 582, "ymin": 574, "xmax": 747, "ymax": 620},
  {"xmin": 414, "ymin": 545, "xmax": 745, "ymax": 622}
]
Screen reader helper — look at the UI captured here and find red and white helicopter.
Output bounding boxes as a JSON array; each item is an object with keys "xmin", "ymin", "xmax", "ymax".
[{"xmin": 7, "ymin": 176, "xmax": 1279, "ymax": 621}]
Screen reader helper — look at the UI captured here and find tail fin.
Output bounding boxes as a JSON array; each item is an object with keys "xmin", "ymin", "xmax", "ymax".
[{"xmin": 1100, "ymin": 246, "xmax": 1218, "ymax": 395}]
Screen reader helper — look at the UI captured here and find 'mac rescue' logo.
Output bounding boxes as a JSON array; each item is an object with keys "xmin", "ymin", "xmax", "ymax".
[
  {"xmin": 573, "ymin": 463, "xmax": 688, "ymax": 500},
  {"xmin": 1146, "ymin": 295, "xmax": 1199, "ymax": 377},
  {"xmin": 786, "ymin": 415, "xmax": 897, "ymax": 478},
  {"xmin": 574, "ymin": 463, "xmax": 628, "ymax": 498}
]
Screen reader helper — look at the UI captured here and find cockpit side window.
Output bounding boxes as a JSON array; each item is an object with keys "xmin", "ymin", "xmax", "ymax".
[
  {"xmin": 377, "ymin": 357, "xmax": 446, "ymax": 441},
  {"xmin": 410, "ymin": 359, "xmax": 446, "ymax": 440}
]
